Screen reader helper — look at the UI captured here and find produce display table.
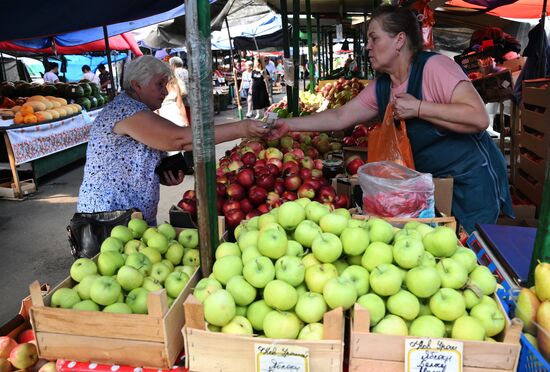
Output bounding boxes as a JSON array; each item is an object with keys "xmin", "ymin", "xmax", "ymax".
[{"xmin": 0, "ymin": 109, "xmax": 101, "ymax": 198}]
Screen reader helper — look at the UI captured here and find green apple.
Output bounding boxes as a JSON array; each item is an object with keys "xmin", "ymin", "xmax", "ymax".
[
  {"xmin": 237, "ymin": 230, "xmax": 260, "ymax": 251},
  {"xmin": 150, "ymin": 262, "xmax": 172, "ymax": 284},
  {"xmin": 207, "ymin": 323, "xmax": 221, "ymax": 332},
  {"xmin": 451, "ymin": 247, "xmax": 478, "ymax": 273},
  {"xmin": 369, "ymin": 263, "xmax": 402, "ymax": 296},
  {"xmin": 394, "ymin": 228, "xmax": 422, "ymax": 242},
  {"xmin": 429, "ymin": 288, "xmax": 466, "ymax": 321},
  {"xmin": 295, "ymin": 282, "xmax": 307, "ymax": 297},
  {"xmin": 243, "ymin": 256, "xmax": 275, "ymax": 288},
  {"xmin": 70, "ymin": 258, "xmax": 98, "ymax": 282},
  {"xmin": 347, "ymin": 219, "xmax": 365, "ymax": 228},
  {"xmin": 175, "ymin": 265, "xmax": 196, "ymax": 277},
  {"xmin": 247, "ymin": 300, "xmax": 272, "ymax": 331},
  {"xmin": 111, "ymin": 225, "xmax": 134, "ymax": 244},
  {"xmin": 72, "ymin": 299, "xmax": 100, "ymax": 311},
  {"xmin": 226, "ymin": 275, "xmax": 257, "ymax": 306},
  {"xmin": 302, "ymin": 253, "xmax": 321, "ymax": 269},
  {"xmin": 258, "ymin": 213, "xmax": 278, "ymax": 230},
  {"xmin": 125, "ymin": 252, "xmax": 152, "ymax": 276},
  {"xmin": 323, "ymin": 277, "xmax": 357, "ymax": 310},
  {"xmin": 409, "ymin": 315, "xmax": 445, "ymax": 338},
  {"xmin": 263, "ymin": 310, "xmax": 301, "ymax": 339},
  {"xmin": 480, "ymin": 295, "xmax": 499, "ymax": 309},
  {"xmin": 165, "ymin": 242, "xmax": 185, "ymax": 265},
  {"xmin": 147, "ymin": 232, "xmax": 169, "ymax": 255},
  {"xmin": 241, "ymin": 246, "xmax": 262, "ymax": 265},
  {"xmin": 418, "ymin": 301, "xmax": 432, "ymax": 316},
  {"xmin": 165, "ymin": 271, "xmax": 190, "ymax": 298},
  {"xmin": 341, "ymin": 265, "xmax": 369, "ymax": 296},
  {"xmin": 183, "ymin": 249, "xmax": 200, "ymax": 267},
  {"xmin": 193, "ymin": 277, "xmax": 222, "ymax": 302},
  {"xmin": 392, "ymin": 237, "xmax": 425, "ymax": 269},
  {"xmin": 304, "ymin": 201, "xmax": 330, "ymax": 224},
  {"xmin": 419, "ymin": 251, "xmax": 436, "ymax": 267},
  {"xmin": 215, "ymin": 242, "xmax": 241, "ymax": 259},
  {"xmin": 140, "ymin": 247, "xmax": 162, "ymax": 264},
  {"xmin": 264, "ymin": 280, "xmax": 298, "ymax": 310},
  {"xmin": 415, "ymin": 223, "xmax": 434, "ymax": 237},
  {"xmin": 451, "ymin": 315, "xmax": 486, "ymax": 341},
  {"xmin": 257, "ymin": 227, "xmax": 288, "ymax": 259},
  {"xmin": 76, "ymin": 274, "xmax": 99, "ymax": 300},
  {"xmin": 436, "ymin": 258, "xmax": 468, "ymax": 289},
  {"xmin": 298, "ymin": 323, "xmax": 324, "ymax": 340},
  {"xmin": 142, "ymin": 277, "xmax": 163, "ymax": 292},
  {"xmin": 361, "ymin": 242, "xmax": 393, "ymax": 272},
  {"xmin": 469, "ymin": 265, "xmax": 497, "ymax": 295},
  {"xmin": 470, "ymin": 303, "xmax": 505, "ymax": 336},
  {"xmin": 347, "ymin": 254, "xmax": 362, "ymax": 266},
  {"xmin": 116, "ymin": 265, "xmax": 144, "ymax": 291},
  {"xmin": 97, "ymin": 251, "xmax": 125, "ymax": 276},
  {"xmin": 204, "ymin": 289, "xmax": 236, "ymax": 327},
  {"xmin": 275, "ymin": 256, "xmax": 305, "ymax": 287},
  {"xmin": 405, "ymin": 265, "xmax": 441, "ymax": 298},
  {"xmin": 463, "ymin": 288, "xmax": 482, "ymax": 309},
  {"xmin": 296, "ymin": 197, "xmax": 312, "ymax": 208},
  {"xmin": 128, "ymin": 218, "xmax": 148, "ymax": 238},
  {"xmin": 333, "ymin": 208, "xmax": 351, "ymax": 219},
  {"xmin": 387, "ymin": 290, "xmax": 419, "ymax": 320},
  {"xmin": 305, "ymin": 263, "xmax": 338, "ymax": 293},
  {"xmin": 312, "ymin": 232, "xmax": 342, "ymax": 263},
  {"xmin": 319, "ymin": 213, "xmax": 348, "ymax": 235},
  {"xmin": 90, "ymin": 276, "xmax": 122, "ymax": 306},
  {"xmin": 340, "ymin": 226, "xmax": 369, "ymax": 256},
  {"xmin": 213, "ymin": 255, "xmax": 243, "ymax": 285},
  {"xmin": 124, "ymin": 239, "xmax": 146, "ymax": 255},
  {"xmin": 103, "ymin": 302, "xmax": 133, "ymax": 313},
  {"xmin": 422, "ymin": 226, "xmax": 458, "ymax": 258},
  {"xmin": 246, "ymin": 216, "xmax": 260, "ymax": 230},
  {"xmin": 233, "ymin": 224, "xmax": 246, "ymax": 241},
  {"xmin": 357, "ymin": 293, "xmax": 386, "ymax": 326},
  {"xmin": 161, "ymin": 259, "xmax": 175, "ymax": 271},
  {"xmin": 286, "ymin": 240, "xmax": 304, "ymax": 257},
  {"xmin": 157, "ymin": 223, "xmax": 176, "ymax": 240},
  {"xmin": 295, "ymin": 292, "xmax": 327, "ymax": 323},
  {"xmin": 294, "ymin": 220, "xmax": 322, "ymax": 248},
  {"xmin": 221, "ymin": 315, "xmax": 253, "ymax": 335},
  {"xmin": 333, "ymin": 258, "xmax": 349, "ymax": 275},
  {"xmin": 126, "ymin": 287, "xmax": 149, "ymax": 314},
  {"xmin": 366, "ymin": 218, "xmax": 394, "ymax": 244},
  {"xmin": 51, "ymin": 288, "xmax": 81, "ymax": 308},
  {"xmin": 100, "ymin": 237, "xmax": 124, "ymax": 253},
  {"xmin": 178, "ymin": 229, "xmax": 199, "ymax": 248},
  {"xmin": 235, "ymin": 305, "xmax": 248, "ymax": 317},
  {"xmin": 372, "ymin": 314, "xmax": 408, "ymax": 336},
  {"xmin": 141, "ymin": 227, "xmax": 159, "ymax": 245},
  {"xmin": 277, "ymin": 201, "xmax": 306, "ymax": 230}
]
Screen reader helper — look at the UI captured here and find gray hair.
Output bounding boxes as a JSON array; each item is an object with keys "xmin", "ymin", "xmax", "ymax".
[
  {"xmin": 169, "ymin": 56, "xmax": 183, "ymax": 68},
  {"xmin": 123, "ymin": 55, "xmax": 171, "ymax": 93}
]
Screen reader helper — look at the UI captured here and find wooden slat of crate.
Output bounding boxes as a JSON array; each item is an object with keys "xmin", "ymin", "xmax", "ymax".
[
  {"xmin": 349, "ymin": 358, "xmax": 515, "ymax": 372},
  {"xmin": 352, "ymin": 215, "xmax": 457, "ymax": 232},
  {"xmin": 522, "ymin": 106, "xmax": 550, "ymax": 135},
  {"xmin": 515, "ymin": 173, "xmax": 543, "ymax": 207},
  {"xmin": 523, "ymin": 78, "xmax": 550, "ymax": 108},
  {"xmin": 518, "ymin": 131, "xmax": 549, "ymax": 160},
  {"xmin": 518, "ymin": 153, "xmax": 547, "ymax": 184}
]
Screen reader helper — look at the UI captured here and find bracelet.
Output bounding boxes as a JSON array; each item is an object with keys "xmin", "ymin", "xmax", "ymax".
[{"xmin": 417, "ymin": 101, "xmax": 422, "ymax": 118}]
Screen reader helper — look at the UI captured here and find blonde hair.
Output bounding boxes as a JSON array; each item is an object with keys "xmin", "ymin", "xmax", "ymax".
[{"xmin": 123, "ymin": 56, "xmax": 171, "ymax": 93}]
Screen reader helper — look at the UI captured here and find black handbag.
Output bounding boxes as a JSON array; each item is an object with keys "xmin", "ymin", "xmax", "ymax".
[{"xmin": 67, "ymin": 208, "xmax": 139, "ymax": 259}]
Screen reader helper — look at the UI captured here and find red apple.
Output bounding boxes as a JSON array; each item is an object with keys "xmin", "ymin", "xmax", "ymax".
[
  {"xmin": 304, "ymin": 178, "xmax": 321, "ymax": 191},
  {"xmin": 290, "ymin": 148, "xmax": 305, "ymax": 159},
  {"xmin": 297, "ymin": 184, "xmax": 315, "ymax": 199},
  {"xmin": 299, "ymin": 168, "xmax": 312, "ymax": 180},
  {"xmin": 223, "ymin": 199, "xmax": 242, "ymax": 215},
  {"xmin": 226, "ymin": 183, "xmax": 246, "ymax": 200},
  {"xmin": 240, "ymin": 198, "xmax": 254, "ymax": 214},
  {"xmin": 225, "ymin": 209, "xmax": 245, "ymax": 229},
  {"xmin": 333, "ymin": 194, "xmax": 350, "ymax": 209},
  {"xmin": 318, "ymin": 186, "xmax": 336, "ymax": 203},
  {"xmin": 178, "ymin": 198, "xmax": 197, "ymax": 217},
  {"xmin": 313, "ymin": 159, "xmax": 324, "ymax": 170},
  {"xmin": 0, "ymin": 337, "xmax": 17, "ymax": 359},
  {"xmin": 352, "ymin": 124, "xmax": 369, "ymax": 139},
  {"xmin": 241, "ymin": 152, "xmax": 257, "ymax": 167},
  {"xmin": 266, "ymin": 192, "xmax": 281, "ymax": 207},
  {"xmin": 280, "ymin": 135, "xmax": 294, "ymax": 149},
  {"xmin": 217, "ymin": 198, "xmax": 225, "ymax": 213},
  {"xmin": 183, "ymin": 190, "xmax": 195, "ymax": 199},
  {"xmin": 271, "ymin": 199, "xmax": 284, "ymax": 208},
  {"xmin": 282, "ymin": 164, "xmax": 300, "ymax": 177},
  {"xmin": 0, "ymin": 358, "xmax": 11, "ymax": 372},
  {"xmin": 216, "ymin": 182, "xmax": 227, "ymax": 197},
  {"xmin": 346, "ymin": 158, "xmax": 365, "ymax": 175},
  {"xmin": 301, "ymin": 157, "xmax": 314, "ymax": 169},
  {"xmin": 281, "ymin": 191, "xmax": 297, "ymax": 201},
  {"xmin": 248, "ymin": 186, "xmax": 268, "ymax": 205},
  {"xmin": 244, "ymin": 140, "xmax": 264, "ymax": 155},
  {"xmin": 284, "ymin": 175, "xmax": 302, "ymax": 191},
  {"xmin": 266, "ymin": 158, "xmax": 283, "ymax": 170},
  {"xmin": 228, "ymin": 160, "xmax": 243, "ymax": 172},
  {"xmin": 305, "ymin": 147, "xmax": 320, "ymax": 159},
  {"xmin": 274, "ymin": 178, "xmax": 285, "ymax": 195},
  {"xmin": 257, "ymin": 203, "xmax": 270, "ymax": 214},
  {"xmin": 343, "ymin": 136, "xmax": 357, "ymax": 146},
  {"xmin": 311, "ymin": 169, "xmax": 324, "ymax": 179},
  {"xmin": 16, "ymin": 330, "xmax": 34, "ymax": 344},
  {"xmin": 256, "ymin": 173, "xmax": 275, "ymax": 190},
  {"xmin": 265, "ymin": 147, "xmax": 283, "ymax": 160},
  {"xmin": 226, "ymin": 171, "xmax": 237, "ymax": 184},
  {"xmin": 265, "ymin": 163, "xmax": 281, "ymax": 177},
  {"xmin": 217, "ymin": 175, "xmax": 229, "ymax": 185},
  {"xmin": 8, "ymin": 343, "xmax": 38, "ymax": 370},
  {"xmin": 219, "ymin": 157, "xmax": 231, "ymax": 168},
  {"xmin": 246, "ymin": 210, "xmax": 262, "ymax": 219},
  {"xmin": 230, "ymin": 151, "xmax": 242, "ymax": 162},
  {"xmin": 236, "ymin": 168, "xmax": 255, "ymax": 189}
]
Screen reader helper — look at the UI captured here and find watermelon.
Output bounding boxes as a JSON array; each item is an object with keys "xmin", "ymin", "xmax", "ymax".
[
  {"xmin": 94, "ymin": 95, "xmax": 104, "ymax": 107},
  {"xmin": 78, "ymin": 82, "xmax": 92, "ymax": 97},
  {"xmin": 66, "ymin": 85, "xmax": 85, "ymax": 99},
  {"xmin": 15, "ymin": 82, "xmax": 32, "ymax": 97},
  {"xmin": 40, "ymin": 84, "xmax": 57, "ymax": 96},
  {"xmin": 0, "ymin": 82, "xmax": 17, "ymax": 98},
  {"xmin": 90, "ymin": 83, "xmax": 100, "ymax": 96},
  {"xmin": 76, "ymin": 97, "xmax": 91, "ymax": 111},
  {"xmin": 89, "ymin": 96, "xmax": 98, "ymax": 108}
]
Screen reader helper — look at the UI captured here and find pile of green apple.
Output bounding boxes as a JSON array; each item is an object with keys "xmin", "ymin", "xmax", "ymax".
[
  {"xmin": 194, "ymin": 199, "xmax": 506, "ymax": 342},
  {"xmin": 49, "ymin": 218, "xmax": 200, "ymax": 314}
]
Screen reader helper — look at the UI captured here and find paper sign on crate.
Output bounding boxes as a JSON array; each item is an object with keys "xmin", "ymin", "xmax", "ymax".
[
  {"xmin": 255, "ymin": 343, "xmax": 310, "ymax": 372},
  {"xmin": 405, "ymin": 338, "xmax": 463, "ymax": 372}
]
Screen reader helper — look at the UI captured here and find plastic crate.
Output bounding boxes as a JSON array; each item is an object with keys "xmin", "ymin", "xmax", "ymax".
[{"xmin": 518, "ymin": 333, "xmax": 550, "ymax": 372}]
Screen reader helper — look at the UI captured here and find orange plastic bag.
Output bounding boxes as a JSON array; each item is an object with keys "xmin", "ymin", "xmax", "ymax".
[{"xmin": 367, "ymin": 103, "xmax": 415, "ymax": 169}]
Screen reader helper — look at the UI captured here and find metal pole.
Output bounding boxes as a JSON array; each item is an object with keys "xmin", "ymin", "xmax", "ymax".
[
  {"xmin": 328, "ymin": 31, "xmax": 334, "ymax": 75},
  {"xmin": 102, "ymin": 25, "xmax": 116, "ymax": 99},
  {"xmin": 306, "ymin": 0, "xmax": 315, "ymax": 92},
  {"xmin": 280, "ymin": 0, "xmax": 293, "ymax": 114},
  {"xmin": 324, "ymin": 29, "xmax": 329, "ymax": 77},
  {"xmin": 186, "ymin": 0, "xmax": 219, "ymax": 277},
  {"xmin": 316, "ymin": 17, "xmax": 321, "ymax": 82},
  {"xmin": 292, "ymin": 0, "xmax": 300, "ymax": 117},
  {"xmin": 225, "ymin": 17, "xmax": 243, "ymax": 119}
]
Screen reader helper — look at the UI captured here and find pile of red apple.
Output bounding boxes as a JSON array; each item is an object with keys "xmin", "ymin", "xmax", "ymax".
[
  {"xmin": 0, "ymin": 333, "xmax": 55, "ymax": 372},
  {"xmin": 343, "ymin": 124, "xmax": 370, "ymax": 148},
  {"xmin": 315, "ymin": 77, "xmax": 366, "ymax": 109}
]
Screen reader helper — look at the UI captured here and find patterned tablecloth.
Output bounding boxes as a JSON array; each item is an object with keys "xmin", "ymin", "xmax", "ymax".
[{"xmin": 4, "ymin": 109, "xmax": 101, "ymax": 165}]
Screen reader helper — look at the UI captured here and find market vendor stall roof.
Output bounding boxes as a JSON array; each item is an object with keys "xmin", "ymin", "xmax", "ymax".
[{"xmin": 446, "ymin": 0, "xmax": 550, "ymax": 19}]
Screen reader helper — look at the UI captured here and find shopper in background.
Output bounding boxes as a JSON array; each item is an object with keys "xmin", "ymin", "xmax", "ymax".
[
  {"xmin": 169, "ymin": 56, "xmax": 190, "ymax": 124},
  {"xmin": 276, "ymin": 59, "xmax": 284, "ymax": 83},
  {"xmin": 43, "ymin": 63, "xmax": 60, "ymax": 83},
  {"xmin": 241, "ymin": 60, "xmax": 254, "ymax": 118},
  {"xmin": 77, "ymin": 56, "xmax": 271, "ymax": 225},
  {"xmin": 266, "ymin": 4, "xmax": 513, "ymax": 233},
  {"xmin": 81, "ymin": 65, "xmax": 100, "ymax": 85},
  {"xmin": 158, "ymin": 69, "xmax": 189, "ymax": 139},
  {"xmin": 97, "ymin": 64, "xmax": 111, "ymax": 92},
  {"xmin": 264, "ymin": 57, "xmax": 276, "ymax": 98},
  {"xmin": 250, "ymin": 58, "xmax": 271, "ymax": 120}
]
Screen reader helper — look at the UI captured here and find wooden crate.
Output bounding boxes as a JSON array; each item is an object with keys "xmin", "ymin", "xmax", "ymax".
[
  {"xmin": 352, "ymin": 215, "xmax": 458, "ymax": 233},
  {"xmin": 29, "ymin": 268, "xmax": 200, "ymax": 369},
  {"xmin": 522, "ymin": 78, "xmax": 550, "ymax": 108},
  {"xmin": 349, "ymin": 297, "xmax": 522, "ymax": 372},
  {"xmin": 518, "ymin": 153, "xmax": 546, "ymax": 184},
  {"xmin": 515, "ymin": 171, "xmax": 544, "ymax": 207},
  {"xmin": 0, "ymin": 179, "xmax": 36, "ymax": 199},
  {"xmin": 182, "ymin": 295, "xmax": 344, "ymax": 372}
]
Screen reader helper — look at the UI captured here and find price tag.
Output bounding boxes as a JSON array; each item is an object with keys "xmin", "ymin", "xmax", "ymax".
[
  {"xmin": 255, "ymin": 343, "xmax": 309, "ymax": 372},
  {"xmin": 405, "ymin": 338, "xmax": 463, "ymax": 372},
  {"xmin": 81, "ymin": 109, "xmax": 93, "ymax": 124}
]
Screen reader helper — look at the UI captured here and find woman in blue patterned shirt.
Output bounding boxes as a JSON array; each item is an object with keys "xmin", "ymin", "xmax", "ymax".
[{"xmin": 77, "ymin": 56, "xmax": 269, "ymax": 224}]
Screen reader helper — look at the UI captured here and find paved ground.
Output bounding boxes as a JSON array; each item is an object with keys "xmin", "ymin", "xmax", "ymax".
[{"xmin": 0, "ymin": 102, "xmax": 264, "ymax": 326}]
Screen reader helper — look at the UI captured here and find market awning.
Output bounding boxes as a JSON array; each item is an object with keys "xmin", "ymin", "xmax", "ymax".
[{"xmin": 446, "ymin": 0, "xmax": 550, "ymax": 19}]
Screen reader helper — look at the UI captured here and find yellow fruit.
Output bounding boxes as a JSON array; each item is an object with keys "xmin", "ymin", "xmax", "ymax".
[
  {"xmin": 63, "ymin": 105, "xmax": 75, "ymax": 115},
  {"xmin": 14, "ymin": 112, "xmax": 24, "ymax": 124},
  {"xmin": 23, "ymin": 114, "xmax": 38, "ymax": 124},
  {"xmin": 23, "ymin": 101, "xmax": 46, "ymax": 112},
  {"xmin": 20, "ymin": 104, "xmax": 34, "ymax": 115},
  {"xmin": 35, "ymin": 111, "xmax": 53, "ymax": 122},
  {"xmin": 536, "ymin": 301, "xmax": 550, "ymax": 360},
  {"xmin": 46, "ymin": 109, "xmax": 60, "ymax": 120},
  {"xmin": 516, "ymin": 287, "xmax": 541, "ymax": 335},
  {"xmin": 11, "ymin": 105, "xmax": 21, "ymax": 113},
  {"xmin": 54, "ymin": 107, "xmax": 67, "ymax": 117},
  {"xmin": 535, "ymin": 262, "xmax": 550, "ymax": 301}
]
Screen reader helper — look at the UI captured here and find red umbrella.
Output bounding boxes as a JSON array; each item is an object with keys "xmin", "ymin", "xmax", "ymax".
[{"xmin": 446, "ymin": 0, "xmax": 550, "ymax": 18}]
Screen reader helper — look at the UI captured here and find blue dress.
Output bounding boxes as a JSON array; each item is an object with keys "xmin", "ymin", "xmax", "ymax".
[
  {"xmin": 375, "ymin": 52, "xmax": 513, "ymax": 233},
  {"xmin": 77, "ymin": 93, "xmax": 162, "ymax": 225}
]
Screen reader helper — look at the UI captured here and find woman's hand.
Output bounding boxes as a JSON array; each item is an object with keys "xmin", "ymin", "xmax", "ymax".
[
  {"xmin": 240, "ymin": 119, "xmax": 271, "ymax": 138},
  {"xmin": 160, "ymin": 170, "xmax": 185, "ymax": 186},
  {"xmin": 265, "ymin": 119, "xmax": 290, "ymax": 140},
  {"xmin": 394, "ymin": 93, "xmax": 421, "ymax": 120}
]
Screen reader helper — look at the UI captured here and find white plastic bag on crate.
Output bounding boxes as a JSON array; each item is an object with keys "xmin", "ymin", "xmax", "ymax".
[{"xmin": 358, "ymin": 161, "xmax": 435, "ymax": 218}]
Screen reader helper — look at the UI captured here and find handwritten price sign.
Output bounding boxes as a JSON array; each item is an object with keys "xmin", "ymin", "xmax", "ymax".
[
  {"xmin": 255, "ymin": 343, "xmax": 310, "ymax": 372},
  {"xmin": 405, "ymin": 338, "xmax": 463, "ymax": 372}
]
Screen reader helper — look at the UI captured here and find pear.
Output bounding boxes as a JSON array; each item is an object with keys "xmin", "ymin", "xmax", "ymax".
[
  {"xmin": 536, "ymin": 301, "xmax": 550, "ymax": 360},
  {"xmin": 516, "ymin": 288, "xmax": 541, "ymax": 335},
  {"xmin": 524, "ymin": 333, "xmax": 539, "ymax": 350},
  {"xmin": 535, "ymin": 262, "xmax": 550, "ymax": 301}
]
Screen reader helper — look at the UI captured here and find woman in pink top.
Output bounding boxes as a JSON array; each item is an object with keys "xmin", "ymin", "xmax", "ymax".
[{"xmin": 267, "ymin": 5, "xmax": 512, "ymax": 232}]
